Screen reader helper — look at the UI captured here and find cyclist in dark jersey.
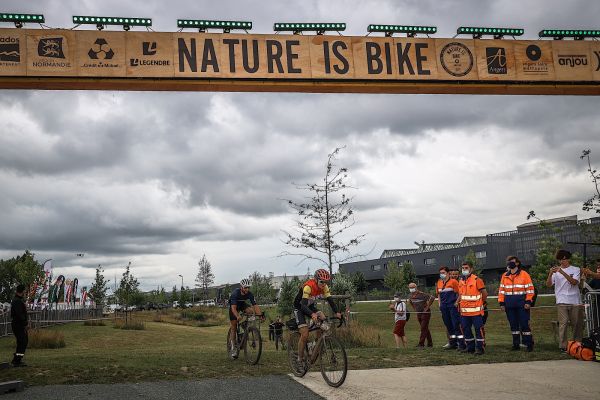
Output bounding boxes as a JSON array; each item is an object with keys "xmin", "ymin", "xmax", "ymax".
[
  {"xmin": 228, "ymin": 279, "xmax": 263, "ymax": 358},
  {"xmin": 293, "ymin": 269, "xmax": 341, "ymax": 365}
]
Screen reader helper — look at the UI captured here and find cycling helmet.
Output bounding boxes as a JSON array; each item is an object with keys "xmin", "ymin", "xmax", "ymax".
[
  {"xmin": 240, "ymin": 278, "xmax": 251, "ymax": 288},
  {"xmin": 314, "ymin": 269, "xmax": 331, "ymax": 282}
]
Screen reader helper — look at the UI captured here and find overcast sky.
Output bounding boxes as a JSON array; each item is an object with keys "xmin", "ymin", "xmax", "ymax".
[{"xmin": 1, "ymin": 0, "xmax": 600, "ymax": 291}]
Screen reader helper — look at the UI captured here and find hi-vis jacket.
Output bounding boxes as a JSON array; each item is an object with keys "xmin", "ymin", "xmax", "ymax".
[
  {"xmin": 498, "ymin": 269, "xmax": 535, "ymax": 307},
  {"xmin": 458, "ymin": 274, "xmax": 485, "ymax": 316},
  {"xmin": 436, "ymin": 278, "xmax": 459, "ymax": 307}
]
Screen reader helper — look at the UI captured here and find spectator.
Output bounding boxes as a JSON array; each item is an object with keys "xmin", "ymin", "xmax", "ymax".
[
  {"xmin": 268, "ymin": 319, "xmax": 275, "ymax": 341},
  {"xmin": 388, "ymin": 292, "xmax": 408, "ymax": 348},
  {"xmin": 408, "ymin": 282, "xmax": 434, "ymax": 348},
  {"xmin": 436, "ymin": 266, "xmax": 463, "ymax": 350},
  {"xmin": 449, "ymin": 268, "xmax": 460, "ymax": 281},
  {"xmin": 272, "ymin": 317, "xmax": 285, "ymax": 350},
  {"xmin": 499, "ymin": 255, "xmax": 535, "ymax": 351},
  {"xmin": 11, "ymin": 284, "xmax": 29, "ymax": 367},
  {"xmin": 582, "ymin": 258, "xmax": 600, "ymax": 290},
  {"xmin": 547, "ymin": 249, "xmax": 583, "ymax": 352},
  {"xmin": 457, "ymin": 261, "xmax": 487, "ymax": 355}
]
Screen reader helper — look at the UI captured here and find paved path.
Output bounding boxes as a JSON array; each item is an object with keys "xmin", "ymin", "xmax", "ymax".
[
  {"xmin": 292, "ymin": 360, "xmax": 600, "ymax": 400},
  {"xmin": 4, "ymin": 375, "xmax": 324, "ymax": 400}
]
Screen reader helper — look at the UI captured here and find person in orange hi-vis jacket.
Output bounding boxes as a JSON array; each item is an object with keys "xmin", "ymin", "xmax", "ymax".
[{"xmin": 456, "ymin": 261, "xmax": 487, "ymax": 355}]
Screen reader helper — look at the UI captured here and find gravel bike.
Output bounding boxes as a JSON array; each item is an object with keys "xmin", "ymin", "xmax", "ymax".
[
  {"xmin": 227, "ymin": 312, "xmax": 263, "ymax": 365},
  {"xmin": 287, "ymin": 316, "xmax": 348, "ymax": 387}
]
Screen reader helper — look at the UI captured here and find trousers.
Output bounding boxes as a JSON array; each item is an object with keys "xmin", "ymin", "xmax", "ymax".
[{"xmin": 460, "ymin": 315, "xmax": 484, "ymax": 351}]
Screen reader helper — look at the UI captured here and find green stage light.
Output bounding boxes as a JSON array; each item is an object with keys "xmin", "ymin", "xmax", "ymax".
[
  {"xmin": 0, "ymin": 13, "xmax": 45, "ymax": 27},
  {"xmin": 177, "ymin": 19, "xmax": 252, "ymax": 32},
  {"xmin": 457, "ymin": 26, "xmax": 524, "ymax": 39},
  {"xmin": 367, "ymin": 24, "xmax": 437, "ymax": 37},
  {"xmin": 539, "ymin": 29, "xmax": 600, "ymax": 40},
  {"xmin": 73, "ymin": 15, "xmax": 152, "ymax": 30},
  {"xmin": 274, "ymin": 22, "xmax": 346, "ymax": 35}
]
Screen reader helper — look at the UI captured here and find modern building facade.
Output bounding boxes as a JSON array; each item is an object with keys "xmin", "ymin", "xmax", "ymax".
[{"xmin": 339, "ymin": 215, "xmax": 600, "ymax": 288}]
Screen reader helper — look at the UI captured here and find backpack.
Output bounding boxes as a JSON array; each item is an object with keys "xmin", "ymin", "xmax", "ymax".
[{"xmin": 567, "ymin": 340, "xmax": 595, "ymax": 361}]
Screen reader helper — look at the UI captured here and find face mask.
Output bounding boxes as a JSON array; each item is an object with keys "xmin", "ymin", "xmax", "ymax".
[
  {"xmin": 462, "ymin": 270, "xmax": 470, "ymax": 277},
  {"xmin": 409, "ymin": 288, "xmax": 416, "ymax": 293},
  {"xmin": 440, "ymin": 273, "xmax": 447, "ymax": 280}
]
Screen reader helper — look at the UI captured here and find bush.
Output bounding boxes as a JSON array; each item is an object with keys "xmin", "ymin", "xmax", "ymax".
[
  {"xmin": 28, "ymin": 329, "xmax": 66, "ymax": 349},
  {"xmin": 334, "ymin": 322, "xmax": 382, "ymax": 348},
  {"xmin": 113, "ymin": 319, "xmax": 146, "ymax": 330},
  {"xmin": 180, "ymin": 310, "xmax": 206, "ymax": 321},
  {"xmin": 83, "ymin": 319, "xmax": 106, "ymax": 326}
]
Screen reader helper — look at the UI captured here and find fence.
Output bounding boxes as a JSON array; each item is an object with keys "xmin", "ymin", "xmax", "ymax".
[
  {"xmin": 0, "ymin": 307, "xmax": 103, "ymax": 337},
  {"xmin": 585, "ymin": 290, "xmax": 600, "ymax": 337}
]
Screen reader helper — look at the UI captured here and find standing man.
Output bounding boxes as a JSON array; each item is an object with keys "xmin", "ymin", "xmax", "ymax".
[
  {"xmin": 272, "ymin": 317, "xmax": 285, "ymax": 350},
  {"xmin": 547, "ymin": 249, "xmax": 583, "ymax": 352},
  {"xmin": 11, "ymin": 284, "xmax": 29, "ymax": 367},
  {"xmin": 408, "ymin": 282, "xmax": 435, "ymax": 348},
  {"xmin": 436, "ymin": 266, "xmax": 463, "ymax": 350},
  {"xmin": 499, "ymin": 256, "xmax": 535, "ymax": 351},
  {"xmin": 457, "ymin": 261, "xmax": 487, "ymax": 355}
]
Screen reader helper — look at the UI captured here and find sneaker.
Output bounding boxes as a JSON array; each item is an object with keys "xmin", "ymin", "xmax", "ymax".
[
  {"xmin": 442, "ymin": 343, "xmax": 452, "ymax": 349},
  {"xmin": 560, "ymin": 348, "xmax": 567, "ymax": 354},
  {"xmin": 457, "ymin": 347, "xmax": 468, "ymax": 353}
]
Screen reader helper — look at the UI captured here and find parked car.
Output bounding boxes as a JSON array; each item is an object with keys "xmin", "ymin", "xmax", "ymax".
[{"xmin": 172, "ymin": 301, "xmax": 179, "ymax": 308}]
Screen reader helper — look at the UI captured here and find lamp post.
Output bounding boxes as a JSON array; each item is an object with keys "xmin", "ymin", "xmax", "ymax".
[{"xmin": 178, "ymin": 274, "xmax": 183, "ymax": 304}]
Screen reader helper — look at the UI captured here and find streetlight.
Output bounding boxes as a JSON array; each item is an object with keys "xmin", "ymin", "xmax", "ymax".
[{"xmin": 178, "ymin": 274, "xmax": 183, "ymax": 305}]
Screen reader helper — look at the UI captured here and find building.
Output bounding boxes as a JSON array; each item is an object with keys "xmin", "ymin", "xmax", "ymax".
[{"xmin": 339, "ymin": 215, "xmax": 600, "ymax": 289}]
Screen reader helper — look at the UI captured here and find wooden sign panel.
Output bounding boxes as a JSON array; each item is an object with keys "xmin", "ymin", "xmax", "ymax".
[
  {"xmin": 435, "ymin": 39, "xmax": 478, "ymax": 80},
  {"xmin": 77, "ymin": 31, "xmax": 126, "ymax": 77},
  {"xmin": 513, "ymin": 41, "xmax": 555, "ymax": 81},
  {"xmin": 1, "ymin": 28, "xmax": 599, "ymax": 94},
  {"xmin": 0, "ymin": 29, "xmax": 25, "ymax": 75},
  {"xmin": 27, "ymin": 29, "xmax": 77, "ymax": 76},
  {"xmin": 393, "ymin": 38, "xmax": 438, "ymax": 80},
  {"xmin": 552, "ymin": 41, "xmax": 592, "ymax": 81},
  {"xmin": 475, "ymin": 39, "xmax": 516, "ymax": 81},
  {"xmin": 125, "ymin": 32, "xmax": 174, "ymax": 77}
]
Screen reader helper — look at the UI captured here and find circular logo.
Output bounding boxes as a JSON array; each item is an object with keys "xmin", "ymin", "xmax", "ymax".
[
  {"xmin": 440, "ymin": 42, "xmax": 474, "ymax": 77},
  {"xmin": 526, "ymin": 45, "xmax": 542, "ymax": 61}
]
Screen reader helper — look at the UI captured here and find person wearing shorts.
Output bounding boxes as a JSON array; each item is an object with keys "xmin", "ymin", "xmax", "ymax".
[{"xmin": 389, "ymin": 292, "xmax": 407, "ymax": 348}]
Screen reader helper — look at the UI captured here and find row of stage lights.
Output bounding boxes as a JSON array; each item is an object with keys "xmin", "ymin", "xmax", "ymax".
[{"xmin": 1, "ymin": 13, "xmax": 599, "ymax": 39}]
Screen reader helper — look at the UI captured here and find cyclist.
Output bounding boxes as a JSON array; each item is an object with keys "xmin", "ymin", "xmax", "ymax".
[
  {"xmin": 293, "ymin": 268, "xmax": 342, "ymax": 366},
  {"xmin": 228, "ymin": 278, "xmax": 263, "ymax": 358}
]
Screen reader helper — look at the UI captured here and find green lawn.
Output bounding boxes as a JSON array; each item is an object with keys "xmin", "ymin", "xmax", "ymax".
[{"xmin": 0, "ymin": 297, "xmax": 571, "ymax": 386}]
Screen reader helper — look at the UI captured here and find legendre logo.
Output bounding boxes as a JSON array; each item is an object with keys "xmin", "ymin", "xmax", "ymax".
[{"xmin": 130, "ymin": 41, "xmax": 170, "ymax": 67}]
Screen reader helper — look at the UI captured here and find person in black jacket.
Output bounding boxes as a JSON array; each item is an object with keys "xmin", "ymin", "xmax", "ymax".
[{"xmin": 10, "ymin": 284, "xmax": 29, "ymax": 367}]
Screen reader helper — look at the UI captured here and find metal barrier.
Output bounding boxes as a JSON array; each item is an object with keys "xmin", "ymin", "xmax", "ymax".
[
  {"xmin": 585, "ymin": 290, "xmax": 600, "ymax": 337},
  {"xmin": 0, "ymin": 307, "xmax": 103, "ymax": 337}
]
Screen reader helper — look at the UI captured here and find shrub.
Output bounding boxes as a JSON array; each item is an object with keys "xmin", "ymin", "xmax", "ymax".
[
  {"xmin": 334, "ymin": 322, "xmax": 382, "ymax": 348},
  {"xmin": 113, "ymin": 319, "xmax": 146, "ymax": 330},
  {"xmin": 28, "ymin": 329, "xmax": 66, "ymax": 349},
  {"xmin": 180, "ymin": 310, "xmax": 206, "ymax": 321},
  {"xmin": 83, "ymin": 319, "xmax": 106, "ymax": 326}
]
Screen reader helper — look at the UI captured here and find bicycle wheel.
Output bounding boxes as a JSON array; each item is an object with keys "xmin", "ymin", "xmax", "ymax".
[
  {"xmin": 243, "ymin": 326, "xmax": 262, "ymax": 365},
  {"xmin": 287, "ymin": 331, "xmax": 307, "ymax": 377},
  {"xmin": 320, "ymin": 336, "xmax": 348, "ymax": 387},
  {"xmin": 226, "ymin": 326, "xmax": 238, "ymax": 360}
]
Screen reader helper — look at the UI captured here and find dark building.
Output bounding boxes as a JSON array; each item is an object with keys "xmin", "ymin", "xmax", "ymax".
[{"xmin": 339, "ymin": 215, "xmax": 600, "ymax": 289}]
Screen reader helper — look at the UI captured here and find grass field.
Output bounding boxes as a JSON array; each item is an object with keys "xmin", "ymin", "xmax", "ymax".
[{"xmin": 0, "ymin": 296, "xmax": 573, "ymax": 386}]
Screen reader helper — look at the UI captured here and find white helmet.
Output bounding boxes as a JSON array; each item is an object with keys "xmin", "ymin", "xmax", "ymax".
[{"xmin": 240, "ymin": 279, "xmax": 251, "ymax": 288}]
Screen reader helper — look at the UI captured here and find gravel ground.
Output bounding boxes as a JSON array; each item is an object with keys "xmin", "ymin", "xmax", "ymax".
[{"xmin": 3, "ymin": 375, "xmax": 325, "ymax": 400}]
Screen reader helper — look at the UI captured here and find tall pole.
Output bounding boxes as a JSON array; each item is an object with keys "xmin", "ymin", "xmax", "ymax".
[{"xmin": 178, "ymin": 274, "xmax": 183, "ymax": 303}]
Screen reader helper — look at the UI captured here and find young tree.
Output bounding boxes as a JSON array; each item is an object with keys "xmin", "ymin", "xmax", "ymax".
[
  {"xmin": 330, "ymin": 271, "xmax": 357, "ymax": 297},
  {"xmin": 195, "ymin": 254, "xmax": 215, "ymax": 300},
  {"xmin": 0, "ymin": 251, "xmax": 43, "ymax": 303},
  {"xmin": 351, "ymin": 271, "xmax": 368, "ymax": 294},
  {"xmin": 384, "ymin": 260, "xmax": 416, "ymax": 295},
  {"xmin": 277, "ymin": 275, "xmax": 301, "ymax": 317},
  {"xmin": 88, "ymin": 265, "xmax": 110, "ymax": 307},
  {"xmin": 171, "ymin": 285, "xmax": 178, "ymax": 303},
  {"xmin": 581, "ymin": 149, "xmax": 600, "ymax": 214},
  {"xmin": 249, "ymin": 271, "xmax": 275, "ymax": 304},
  {"xmin": 281, "ymin": 147, "xmax": 367, "ymax": 277},
  {"xmin": 115, "ymin": 263, "xmax": 140, "ymax": 310}
]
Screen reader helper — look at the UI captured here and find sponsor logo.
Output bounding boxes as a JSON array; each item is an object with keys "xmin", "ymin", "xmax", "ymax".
[
  {"xmin": 594, "ymin": 51, "xmax": 600, "ymax": 72},
  {"xmin": 439, "ymin": 42, "xmax": 473, "ymax": 77},
  {"xmin": 88, "ymin": 38, "xmax": 114, "ymax": 60},
  {"xmin": 558, "ymin": 54, "xmax": 588, "ymax": 68},
  {"xmin": 486, "ymin": 47, "xmax": 507, "ymax": 74},
  {"xmin": 526, "ymin": 45, "xmax": 542, "ymax": 61},
  {"xmin": 142, "ymin": 42, "xmax": 157, "ymax": 55},
  {"xmin": 38, "ymin": 37, "xmax": 65, "ymax": 58},
  {"xmin": 522, "ymin": 44, "xmax": 549, "ymax": 74},
  {"xmin": 0, "ymin": 37, "xmax": 19, "ymax": 62},
  {"xmin": 129, "ymin": 41, "xmax": 170, "ymax": 67}
]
